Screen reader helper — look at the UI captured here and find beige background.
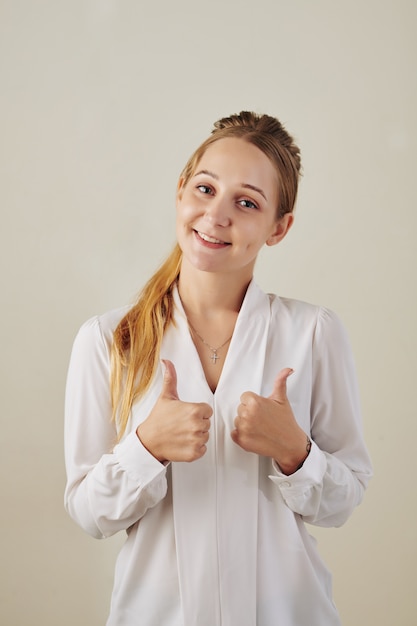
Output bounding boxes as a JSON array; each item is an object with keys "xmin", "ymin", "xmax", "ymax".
[{"xmin": 1, "ymin": 1, "xmax": 416, "ymax": 624}]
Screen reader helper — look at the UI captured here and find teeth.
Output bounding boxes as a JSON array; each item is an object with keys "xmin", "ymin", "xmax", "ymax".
[{"xmin": 198, "ymin": 231, "xmax": 226, "ymax": 244}]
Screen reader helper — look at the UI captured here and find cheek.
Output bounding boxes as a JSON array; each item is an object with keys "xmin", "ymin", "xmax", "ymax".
[
  {"xmin": 240, "ymin": 222, "xmax": 268, "ymax": 250},
  {"xmin": 244, "ymin": 232, "xmax": 274, "ymax": 258},
  {"xmin": 176, "ymin": 200, "xmax": 197, "ymax": 239},
  {"xmin": 176, "ymin": 200, "xmax": 188, "ymax": 225},
  {"xmin": 176, "ymin": 194, "xmax": 196, "ymax": 219}
]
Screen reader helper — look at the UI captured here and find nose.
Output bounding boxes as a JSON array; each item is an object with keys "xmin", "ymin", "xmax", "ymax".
[{"xmin": 204, "ymin": 194, "xmax": 231, "ymax": 227}]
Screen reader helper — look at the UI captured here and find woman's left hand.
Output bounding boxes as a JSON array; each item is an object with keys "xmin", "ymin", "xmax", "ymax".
[{"xmin": 231, "ymin": 368, "xmax": 309, "ymax": 475}]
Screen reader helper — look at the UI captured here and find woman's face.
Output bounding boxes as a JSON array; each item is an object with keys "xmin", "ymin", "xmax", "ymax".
[{"xmin": 176, "ymin": 137, "xmax": 293, "ymax": 280}]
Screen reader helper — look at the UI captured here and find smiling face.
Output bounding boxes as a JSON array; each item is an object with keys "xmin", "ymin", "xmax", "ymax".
[{"xmin": 176, "ymin": 137, "xmax": 293, "ymax": 281}]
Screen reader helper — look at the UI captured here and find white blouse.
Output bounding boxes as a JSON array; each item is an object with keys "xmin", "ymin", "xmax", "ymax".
[{"xmin": 64, "ymin": 280, "xmax": 372, "ymax": 626}]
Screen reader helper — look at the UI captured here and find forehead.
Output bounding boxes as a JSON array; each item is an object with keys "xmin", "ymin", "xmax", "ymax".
[{"xmin": 195, "ymin": 137, "xmax": 279, "ymax": 191}]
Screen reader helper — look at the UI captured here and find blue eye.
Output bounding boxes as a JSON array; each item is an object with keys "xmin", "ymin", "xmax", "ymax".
[
  {"xmin": 197, "ymin": 185, "xmax": 213, "ymax": 195},
  {"xmin": 239, "ymin": 199, "xmax": 258, "ymax": 210}
]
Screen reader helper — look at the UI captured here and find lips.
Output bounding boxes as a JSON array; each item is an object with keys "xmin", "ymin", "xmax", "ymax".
[{"xmin": 195, "ymin": 230, "xmax": 230, "ymax": 245}]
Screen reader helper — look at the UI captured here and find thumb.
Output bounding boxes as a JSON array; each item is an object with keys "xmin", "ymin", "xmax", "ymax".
[
  {"xmin": 161, "ymin": 359, "xmax": 179, "ymax": 400},
  {"xmin": 269, "ymin": 367, "xmax": 294, "ymax": 402}
]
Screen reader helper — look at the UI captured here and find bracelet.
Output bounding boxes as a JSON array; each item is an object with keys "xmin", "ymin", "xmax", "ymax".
[{"xmin": 296, "ymin": 435, "xmax": 312, "ymax": 471}]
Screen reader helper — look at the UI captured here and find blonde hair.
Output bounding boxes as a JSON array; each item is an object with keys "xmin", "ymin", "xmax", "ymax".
[{"xmin": 111, "ymin": 111, "xmax": 301, "ymax": 438}]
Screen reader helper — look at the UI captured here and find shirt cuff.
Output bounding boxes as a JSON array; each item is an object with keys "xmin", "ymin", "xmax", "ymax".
[
  {"xmin": 113, "ymin": 430, "xmax": 168, "ymax": 485},
  {"xmin": 268, "ymin": 441, "xmax": 327, "ymax": 492}
]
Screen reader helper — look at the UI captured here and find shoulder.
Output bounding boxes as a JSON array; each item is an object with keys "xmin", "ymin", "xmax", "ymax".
[
  {"xmin": 72, "ymin": 305, "xmax": 131, "ymax": 353},
  {"xmin": 268, "ymin": 292, "xmax": 322, "ymax": 322},
  {"xmin": 269, "ymin": 293, "xmax": 319, "ymax": 315},
  {"xmin": 268, "ymin": 292, "xmax": 348, "ymax": 339}
]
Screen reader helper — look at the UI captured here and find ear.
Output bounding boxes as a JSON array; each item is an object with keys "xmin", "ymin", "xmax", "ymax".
[
  {"xmin": 176, "ymin": 177, "xmax": 185, "ymax": 204},
  {"xmin": 265, "ymin": 213, "xmax": 294, "ymax": 247}
]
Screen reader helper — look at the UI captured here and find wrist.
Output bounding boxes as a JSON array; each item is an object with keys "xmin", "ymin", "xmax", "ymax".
[
  {"xmin": 294, "ymin": 434, "xmax": 312, "ymax": 471},
  {"xmin": 136, "ymin": 424, "xmax": 167, "ymax": 464},
  {"xmin": 276, "ymin": 434, "xmax": 312, "ymax": 475}
]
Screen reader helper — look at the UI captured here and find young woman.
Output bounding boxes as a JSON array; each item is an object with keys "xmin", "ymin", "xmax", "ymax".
[{"xmin": 64, "ymin": 111, "xmax": 372, "ymax": 625}]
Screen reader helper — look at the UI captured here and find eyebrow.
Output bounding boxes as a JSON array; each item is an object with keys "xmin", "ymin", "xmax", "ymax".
[
  {"xmin": 194, "ymin": 170, "xmax": 267, "ymax": 201},
  {"xmin": 195, "ymin": 169, "xmax": 219, "ymax": 180},
  {"xmin": 242, "ymin": 183, "xmax": 267, "ymax": 201}
]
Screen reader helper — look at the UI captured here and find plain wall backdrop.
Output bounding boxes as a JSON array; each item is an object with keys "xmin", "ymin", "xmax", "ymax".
[{"xmin": 1, "ymin": 1, "xmax": 416, "ymax": 624}]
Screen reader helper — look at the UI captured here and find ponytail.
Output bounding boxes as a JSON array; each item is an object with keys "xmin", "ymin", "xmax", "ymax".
[{"xmin": 110, "ymin": 244, "xmax": 182, "ymax": 439}]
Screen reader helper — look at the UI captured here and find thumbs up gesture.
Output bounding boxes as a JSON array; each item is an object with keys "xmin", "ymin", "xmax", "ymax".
[
  {"xmin": 137, "ymin": 360, "xmax": 213, "ymax": 463},
  {"xmin": 231, "ymin": 368, "xmax": 309, "ymax": 475}
]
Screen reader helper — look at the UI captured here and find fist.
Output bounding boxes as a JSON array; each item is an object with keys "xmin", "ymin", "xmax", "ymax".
[
  {"xmin": 137, "ymin": 360, "xmax": 213, "ymax": 463},
  {"xmin": 231, "ymin": 368, "xmax": 309, "ymax": 474}
]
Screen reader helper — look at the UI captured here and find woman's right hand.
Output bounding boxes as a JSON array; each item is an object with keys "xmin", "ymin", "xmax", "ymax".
[{"xmin": 137, "ymin": 360, "xmax": 212, "ymax": 463}]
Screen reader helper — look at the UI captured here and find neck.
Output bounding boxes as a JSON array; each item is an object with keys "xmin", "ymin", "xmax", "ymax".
[{"xmin": 177, "ymin": 261, "xmax": 252, "ymax": 318}]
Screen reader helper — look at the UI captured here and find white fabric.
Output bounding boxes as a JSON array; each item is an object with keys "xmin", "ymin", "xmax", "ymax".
[{"xmin": 64, "ymin": 281, "xmax": 372, "ymax": 626}]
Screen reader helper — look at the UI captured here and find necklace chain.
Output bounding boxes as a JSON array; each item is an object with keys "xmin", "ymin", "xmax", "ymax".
[{"xmin": 188, "ymin": 322, "xmax": 233, "ymax": 364}]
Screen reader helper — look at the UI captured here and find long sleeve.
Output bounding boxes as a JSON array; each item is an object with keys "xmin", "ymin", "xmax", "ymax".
[
  {"xmin": 269, "ymin": 306, "xmax": 373, "ymax": 528},
  {"xmin": 64, "ymin": 315, "xmax": 168, "ymax": 539}
]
